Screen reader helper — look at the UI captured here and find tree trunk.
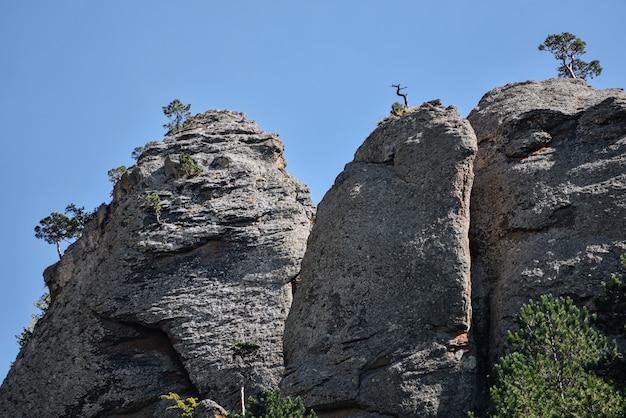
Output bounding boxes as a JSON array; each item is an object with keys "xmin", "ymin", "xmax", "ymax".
[
  {"xmin": 240, "ymin": 384, "xmax": 246, "ymax": 416},
  {"xmin": 56, "ymin": 241, "xmax": 62, "ymax": 259},
  {"xmin": 562, "ymin": 55, "xmax": 577, "ymax": 78}
]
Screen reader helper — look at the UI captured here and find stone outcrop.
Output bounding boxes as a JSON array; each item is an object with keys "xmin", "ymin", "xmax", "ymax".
[
  {"xmin": 0, "ymin": 110, "xmax": 314, "ymax": 416},
  {"xmin": 282, "ymin": 102, "xmax": 478, "ymax": 417},
  {"xmin": 3, "ymin": 79, "xmax": 626, "ymax": 418},
  {"xmin": 468, "ymin": 79, "xmax": 626, "ymax": 362}
]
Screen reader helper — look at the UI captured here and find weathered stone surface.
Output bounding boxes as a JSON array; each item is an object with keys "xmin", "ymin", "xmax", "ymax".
[
  {"xmin": 195, "ymin": 399, "xmax": 228, "ymax": 418},
  {"xmin": 0, "ymin": 110, "xmax": 314, "ymax": 416},
  {"xmin": 282, "ymin": 102, "xmax": 477, "ymax": 417},
  {"xmin": 5, "ymin": 79, "xmax": 626, "ymax": 418},
  {"xmin": 468, "ymin": 79, "xmax": 626, "ymax": 362}
]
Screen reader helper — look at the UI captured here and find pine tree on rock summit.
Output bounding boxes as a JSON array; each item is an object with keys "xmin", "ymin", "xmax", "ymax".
[
  {"xmin": 538, "ymin": 32, "xmax": 602, "ymax": 80},
  {"xmin": 163, "ymin": 99, "xmax": 193, "ymax": 135}
]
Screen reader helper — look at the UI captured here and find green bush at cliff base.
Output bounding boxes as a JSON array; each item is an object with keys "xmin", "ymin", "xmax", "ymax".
[
  {"xmin": 596, "ymin": 254, "xmax": 626, "ymax": 334},
  {"xmin": 230, "ymin": 388, "xmax": 316, "ymax": 418},
  {"xmin": 160, "ymin": 392, "xmax": 198, "ymax": 418},
  {"xmin": 488, "ymin": 295, "xmax": 625, "ymax": 417}
]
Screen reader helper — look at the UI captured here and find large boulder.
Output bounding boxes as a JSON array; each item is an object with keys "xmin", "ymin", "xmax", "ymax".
[
  {"xmin": 282, "ymin": 102, "xmax": 478, "ymax": 417},
  {"xmin": 0, "ymin": 110, "xmax": 315, "ymax": 417},
  {"xmin": 468, "ymin": 79, "xmax": 626, "ymax": 360}
]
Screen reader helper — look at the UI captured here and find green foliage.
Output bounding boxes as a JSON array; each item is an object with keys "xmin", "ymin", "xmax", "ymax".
[
  {"xmin": 160, "ymin": 392, "xmax": 199, "ymax": 418},
  {"xmin": 538, "ymin": 32, "xmax": 602, "ymax": 80},
  {"xmin": 597, "ymin": 258, "xmax": 626, "ymax": 351},
  {"xmin": 178, "ymin": 153, "xmax": 203, "ymax": 178},
  {"xmin": 598, "ymin": 274, "xmax": 626, "ymax": 334},
  {"xmin": 145, "ymin": 191, "xmax": 162, "ymax": 223},
  {"xmin": 231, "ymin": 341, "xmax": 260, "ymax": 361},
  {"xmin": 595, "ymin": 253, "xmax": 626, "ymax": 393},
  {"xmin": 163, "ymin": 99, "xmax": 193, "ymax": 135},
  {"xmin": 229, "ymin": 389, "xmax": 316, "ymax": 418},
  {"xmin": 16, "ymin": 293, "xmax": 50, "ymax": 348},
  {"xmin": 488, "ymin": 295, "xmax": 625, "ymax": 417},
  {"xmin": 34, "ymin": 204, "xmax": 94, "ymax": 259},
  {"xmin": 390, "ymin": 101, "xmax": 405, "ymax": 116},
  {"xmin": 107, "ymin": 165, "xmax": 127, "ymax": 184},
  {"xmin": 132, "ymin": 141, "xmax": 160, "ymax": 160}
]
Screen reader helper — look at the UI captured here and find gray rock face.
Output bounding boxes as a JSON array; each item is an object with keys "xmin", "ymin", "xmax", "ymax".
[
  {"xmin": 468, "ymin": 79, "xmax": 626, "ymax": 361},
  {"xmin": 282, "ymin": 102, "xmax": 478, "ymax": 417},
  {"xmin": 4, "ymin": 79, "xmax": 626, "ymax": 418},
  {"xmin": 0, "ymin": 110, "xmax": 314, "ymax": 417}
]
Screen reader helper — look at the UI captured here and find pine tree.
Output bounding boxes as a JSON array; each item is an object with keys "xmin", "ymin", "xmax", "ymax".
[
  {"xmin": 34, "ymin": 204, "xmax": 93, "ymax": 259},
  {"xmin": 595, "ymin": 253, "xmax": 626, "ymax": 395},
  {"xmin": 107, "ymin": 166, "xmax": 127, "ymax": 184},
  {"xmin": 489, "ymin": 295, "xmax": 625, "ymax": 417},
  {"xmin": 163, "ymin": 99, "xmax": 193, "ymax": 135},
  {"xmin": 538, "ymin": 32, "xmax": 602, "ymax": 80},
  {"xmin": 597, "ymin": 254, "xmax": 626, "ymax": 334}
]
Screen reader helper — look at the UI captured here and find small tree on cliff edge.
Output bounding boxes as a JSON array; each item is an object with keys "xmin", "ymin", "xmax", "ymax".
[
  {"xmin": 488, "ymin": 295, "xmax": 624, "ymax": 417},
  {"xmin": 34, "ymin": 204, "xmax": 93, "ymax": 259},
  {"xmin": 163, "ymin": 99, "xmax": 193, "ymax": 135},
  {"xmin": 538, "ymin": 32, "xmax": 602, "ymax": 80}
]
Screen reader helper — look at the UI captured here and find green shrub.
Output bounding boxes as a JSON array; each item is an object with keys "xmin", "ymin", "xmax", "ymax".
[
  {"xmin": 488, "ymin": 295, "xmax": 624, "ymax": 417},
  {"xmin": 390, "ymin": 101, "xmax": 405, "ymax": 116},
  {"xmin": 107, "ymin": 166, "xmax": 127, "ymax": 184},
  {"xmin": 16, "ymin": 293, "xmax": 50, "ymax": 348},
  {"xmin": 145, "ymin": 192, "xmax": 162, "ymax": 223},
  {"xmin": 597, "ymin": 253, "xmax": 626, "ymax": 334},
  {"xmin": 160, "ymin": 392, "xmax": 198, "ymax": 418},
  {"xmin": 595, "ymin": 253, "xmax": 626, "ymax": 394},
  {"xmin": 230, "ymin": 388, "xmax": 316, "ymax": 418},
  {"xmin": 179, "ymin": 153, "xmax": 203, "ymax": 178}
]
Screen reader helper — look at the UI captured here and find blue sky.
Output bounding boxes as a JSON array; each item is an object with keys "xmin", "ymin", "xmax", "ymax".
[{"xmin": 1, "ymin": 1, "xmax": 625, "ymax": 383}]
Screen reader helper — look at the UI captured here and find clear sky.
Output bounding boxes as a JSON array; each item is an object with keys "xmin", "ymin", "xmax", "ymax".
[{"xmin": 1, "ymin": 1, "xmax": 625, "ymax": 383}]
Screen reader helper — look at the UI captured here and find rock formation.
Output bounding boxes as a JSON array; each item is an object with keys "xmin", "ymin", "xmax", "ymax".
[
  {"xmin": 468, "ymin": 78, "xmax": 626, "ymax": 364},
  {"xmin": 0, "ymin": 110, "xmax": 315, "ymax": 417},
  {"xmin": 2, "ymin": 79, "xmax": 626, "ymax": 417},
  {"xmin": 282, "ymin": 101, "xmax": 478, "ymax": 417}
]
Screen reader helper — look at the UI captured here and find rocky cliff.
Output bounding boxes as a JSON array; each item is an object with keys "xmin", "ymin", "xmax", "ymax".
[
  {"xmin": 1, "ymin": 79, "xmax": 625, "ymax": 417},
  {"xmin": 469, "ymin": 79, "xmax": 626, "ymax": 365},
  {"xmin": 282, "ymin": 101, "xmax": 477, "ymax": 417},
  {"xmin": 0, "ymin": 110, "xmax": 315, "ymax": 417}
]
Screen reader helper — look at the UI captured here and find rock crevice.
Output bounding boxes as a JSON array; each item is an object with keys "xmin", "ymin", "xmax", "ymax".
[{"xmin": 468, "ymin": 78, "xmax": 626, "ymax": 370}]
